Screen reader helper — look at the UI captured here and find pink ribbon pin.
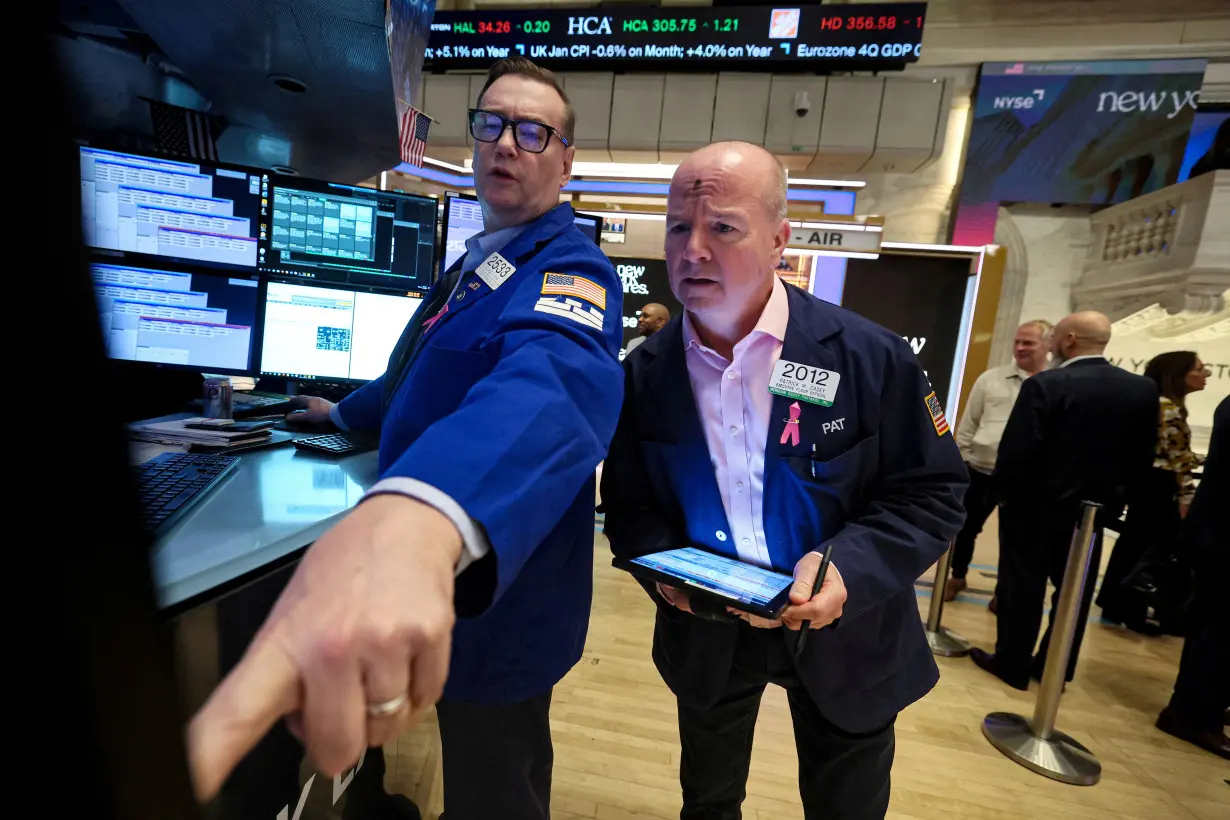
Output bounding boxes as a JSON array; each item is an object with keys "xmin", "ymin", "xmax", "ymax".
[
  {"xmin": 421, "ymin": 302, "xmax": 449, "ymax": 332},
  {"xmin": 780, "ymin": 401, "xmax": 801, "ymax": 446}
]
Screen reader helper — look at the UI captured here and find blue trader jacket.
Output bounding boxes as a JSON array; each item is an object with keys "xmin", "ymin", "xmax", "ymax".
[
  {"xmin": 603, "ymin": 283, "xmax": 968, "ymax": 733},
  {"xmin": 336, "ymin": 203, "xmax": 624, "ymax": 703}
]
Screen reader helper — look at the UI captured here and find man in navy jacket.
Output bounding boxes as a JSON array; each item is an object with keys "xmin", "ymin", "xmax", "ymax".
[
  {"xmin": 189, "ymin": 58, "xmax": 623, "ymax": 820},
  {"xmin": 603, "ymin": 142, "xmax": 967, "ymax": 819}
]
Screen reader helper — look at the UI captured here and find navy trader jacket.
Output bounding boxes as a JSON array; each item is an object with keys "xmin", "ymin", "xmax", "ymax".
[
  {"xmin": 603, "ymin": 282, "xmax": 968, "ymax": 733},
  {"xmin": 336, "ymin": 203, "xmax": 624, "ymax": 703}
]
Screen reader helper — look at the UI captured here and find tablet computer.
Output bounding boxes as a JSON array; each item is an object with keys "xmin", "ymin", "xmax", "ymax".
[{"xmin": 614, "ymin": 547, "xmax": 794, "ymax": 620}]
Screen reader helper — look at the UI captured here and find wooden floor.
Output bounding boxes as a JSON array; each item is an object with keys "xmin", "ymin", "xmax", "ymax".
[{"xmin": 383, "ymin": 516, "xmax": 1228, "ymax": 820}]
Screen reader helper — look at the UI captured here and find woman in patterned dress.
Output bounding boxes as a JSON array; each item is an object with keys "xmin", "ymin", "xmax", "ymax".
[{"xmin": 1098, "ymin": 351, "xmax": 1209, "ymax": 633}]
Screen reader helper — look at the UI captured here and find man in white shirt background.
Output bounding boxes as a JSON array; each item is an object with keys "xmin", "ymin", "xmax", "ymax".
[{"xmin": 946, "ymin": 320, "xmax": 1052, "ymax": 604}]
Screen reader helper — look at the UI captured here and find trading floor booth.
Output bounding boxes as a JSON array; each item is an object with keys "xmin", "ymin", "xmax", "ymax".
[{"xmin": 84, "ymin": 141, "xmax": 989, "ymax": 820}]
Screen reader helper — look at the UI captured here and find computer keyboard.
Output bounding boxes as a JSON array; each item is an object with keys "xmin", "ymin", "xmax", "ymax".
[
  {"xmin": 135, "ymin": 452, "xmax": 240, "ymax": 538},
  {"xmin": 292, "ymin": 432, "xmax": 380, "ymax": 458}
]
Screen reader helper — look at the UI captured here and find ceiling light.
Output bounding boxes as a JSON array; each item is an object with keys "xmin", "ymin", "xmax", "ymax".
[
  {"xmin": 269, "ymin": 75, "xmax": 309, "ymax": 94},
  {"xmin": 579, "ymin": 210, "xmax": 665, "ymax": 221},
  {"xmin": 790, "ymin": 249, "xmax": 881, "ymax": 259},
  {"xmin": 425, "ymin": 156, "xmax": 470, "ymax": 173},
  {"xmin": 881, "ymin": 241, "xmax": 984, "ymax": 253},
  {"xmin": 425, "ymin": 156, "xmax": 865, "ymax": 188},
  {"xmin": 271, "ymin": 164, "xmax": 299, "ymax": 175},
  {"xmin": 792, "ymin": 221, "xmax": 882, "ymax": 232},
  {"xmin": 787, "ymin": 178, "xmax": 867, "ymax": 188}
]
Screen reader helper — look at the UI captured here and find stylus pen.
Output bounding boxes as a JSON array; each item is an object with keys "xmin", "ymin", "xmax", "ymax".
[{"xmin": 794, "ymin": 542, "xmax": 834, "ymax": 660}]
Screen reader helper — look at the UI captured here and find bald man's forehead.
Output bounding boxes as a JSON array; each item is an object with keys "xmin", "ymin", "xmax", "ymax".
[{"xmin": 669, "ymin": 164, "xmax": 736, "ymax": 203}]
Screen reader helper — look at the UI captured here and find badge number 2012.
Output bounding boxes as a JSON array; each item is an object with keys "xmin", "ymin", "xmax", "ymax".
[{"xmin": 769, "ymin": 359, "xmax": 841, "ymax": 407}]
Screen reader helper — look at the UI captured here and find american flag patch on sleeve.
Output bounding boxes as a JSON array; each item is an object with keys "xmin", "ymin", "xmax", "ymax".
[
  {"xmin": 924, "ymin": 391, "xmax": 950, "ymax": 436},
  {"xmin": 541, "ymin": 273, "xmax": 607, "ymax": 310}
]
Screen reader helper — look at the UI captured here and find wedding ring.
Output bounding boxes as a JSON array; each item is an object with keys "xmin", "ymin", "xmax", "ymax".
[{"xmin": 366, "ymin": 693, "xmax": 409, "ymax": 718}]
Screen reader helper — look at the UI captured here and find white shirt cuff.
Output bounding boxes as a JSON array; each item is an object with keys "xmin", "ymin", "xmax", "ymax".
[
  {"xmin": 363, "ymin": 477, "xmax": 490, "ymax": 575},
  {"xmin": 329, "ymin": 403, "xmax": 350, "ymax": 431}
]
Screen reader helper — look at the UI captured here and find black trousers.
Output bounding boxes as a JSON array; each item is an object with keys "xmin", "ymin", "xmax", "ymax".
[
  {"xmin": 1097, "ymin": 468, "xmax": 1180, "ymax": 621},
  {"xmin": 1168, "ymin": 552, "xmax": 1229, "ymax": 732},
  {"xmin": 995, "ymin": 502, "xmax": 1103, "ymax": 682},
  {"xmin": 327, "ymin": 692, "xmax": 555, "ymax": 820},
  {"xmin": 677, "ymin": 625, "xmax": 895, "ymax": 820},
  {"xmin": 437, "ymin": 691, "xmax": 554, "ymax": 820},
  {"xmin": 950, "ymin": 466, "xmax": 998, "ymax": 580}
]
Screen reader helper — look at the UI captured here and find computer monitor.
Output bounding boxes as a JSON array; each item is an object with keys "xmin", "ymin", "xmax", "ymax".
[
  {"xmin": 440, "ymin": 194, "xmax": 486, "ymax": 273},
  {"xmin": 574, "ymin": 211, "xmax": 601, "ymax": 245},
  {"xmin": 439, "ymin": 194, "xmax": 601, "ymax": 274},
  {"xmin": 80, "ymin": 146, "xmax": 265, "ymax": 271},
  {"xmin": 259, "ymin": 179, "xmax": 437, "ymax": 294},
  {"xmin": 259, "ymin": 280, "xmax": 424, "ymax": 382},
  {"xmin": 91, "ymin": 262, "xmax": 261, "ymax": 374}
]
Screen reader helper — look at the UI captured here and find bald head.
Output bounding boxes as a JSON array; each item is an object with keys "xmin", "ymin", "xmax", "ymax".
[
  {"xmin": 1050, "ymin": 310, "xmax": 1112, "ymax": 362},
  {"xmin": 664, "ymin": 143, "xmax": 793, "ymax": 355},
  {"xmin": 637, "ymin": 302, "xmax": 671, "ymax": 337},
  {"xmin": 672, "ymin": 142, "xmax": 788, "ymax": 222}
]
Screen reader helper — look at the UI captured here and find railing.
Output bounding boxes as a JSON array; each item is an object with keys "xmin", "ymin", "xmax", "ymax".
[{"xmin": 1072, "ymin": 170, "xmax": 1229, "ymax": 321}]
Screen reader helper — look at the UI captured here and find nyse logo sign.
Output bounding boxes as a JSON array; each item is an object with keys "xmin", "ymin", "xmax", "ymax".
[
  {"xmin": 992, "ymin": 89, "xmax": 1045, "ymax": 110},
  {"xmin": 616, "ymin": 264, "xmax": 650, "ymax": 295}
]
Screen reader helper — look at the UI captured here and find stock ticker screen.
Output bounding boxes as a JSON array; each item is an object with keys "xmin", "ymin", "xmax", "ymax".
[
  {"xmin": 259, "ymin": 180, "xmax": 437, "ymax": 294},
  {"xmin": 425, "ymin": 3, "xmax": 925, "ymax": 69}
]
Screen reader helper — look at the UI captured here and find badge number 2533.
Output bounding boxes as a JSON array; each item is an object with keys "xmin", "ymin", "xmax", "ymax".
[{"xmin": 769, "ymin": 360, "xmax": 841, "ymax": 407}]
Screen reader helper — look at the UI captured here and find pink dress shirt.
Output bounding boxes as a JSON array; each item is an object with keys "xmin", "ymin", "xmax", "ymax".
[{"xmin": 682, "ymin": 276, "xmax": 789, "ymax": 568}]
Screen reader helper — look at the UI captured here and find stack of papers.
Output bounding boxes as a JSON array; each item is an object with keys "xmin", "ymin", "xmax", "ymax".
[{"xmin": 129, "ymin": 417, "xmax": 272, "ymax": 449}]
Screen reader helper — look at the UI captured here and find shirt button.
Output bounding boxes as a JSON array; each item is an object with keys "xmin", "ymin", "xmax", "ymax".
[
  {"xmin": 736, "ymin": 481, "xmax": 744, "ymax": 491},
  {"xmin": 741, "ymin": 537, "xmax": 750, "ymax": 547},
  {"xmin": 729, "ymin": 426, "xmax": 738, "ymax": 436},
  {"xmin": 726, "ymin": 371, "xmax": 735, "ymax": 380},
  {"xmin": 716, "ymin": 531, "xmax": 727, "ymax": 542}
]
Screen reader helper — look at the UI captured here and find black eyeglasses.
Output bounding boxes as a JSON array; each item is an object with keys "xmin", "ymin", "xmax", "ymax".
[{"xmin": 468, "ymin": 109, "xmax": 570, "ymax": 153}]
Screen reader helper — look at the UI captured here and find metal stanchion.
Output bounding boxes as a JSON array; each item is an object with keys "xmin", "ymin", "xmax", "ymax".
[
  {"xmin": 924, "ymin": 542, "xmax": 970, "ymax": 657},
  {"xmin": 981, "ymin": 502, "xmax": 1102, "ymax": 786}
]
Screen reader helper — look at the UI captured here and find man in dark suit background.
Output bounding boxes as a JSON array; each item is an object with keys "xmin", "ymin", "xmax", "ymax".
[
  {"xmin": 603, "ymin": 142, "xmax": 968, "ymax": 819},
  {"xmin": 971, "ymin": 311, "xmax": 1158, "ymax": 690},
  {"xmin": 1157, "ymin": 394, "xmax": 1228, "ymax": 759}
]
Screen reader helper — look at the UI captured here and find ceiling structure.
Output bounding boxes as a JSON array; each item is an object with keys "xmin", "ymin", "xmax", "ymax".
[
  {"xmin": 57, "ymin": 0, "xmax": 401, "ymax": 182},
  {"xmin": 54, "ymin": 0, "xmax": 1230, "ymax": 185}
]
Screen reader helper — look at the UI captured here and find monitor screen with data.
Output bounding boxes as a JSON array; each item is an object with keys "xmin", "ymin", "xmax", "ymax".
[
  {"xmin": 80, "ymin": 147, "xmax": 264, "ymax": 271},
  {"xmin": 259, "ymin": 280, "xmax": 423, "ymax": 382},
  {"xmin": 440, "ymin": 194, "xmax": 601, "ymax": 274},
  {"xmin": 259, "ymin": 180, "xmax": 437, "ymax": 294},
  {"xmin": 91, "ymin": 262, "xmax": 260, "ymax": 374}
]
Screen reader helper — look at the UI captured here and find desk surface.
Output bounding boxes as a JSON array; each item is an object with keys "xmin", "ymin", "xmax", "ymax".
[{"xmin": 147, "ymin": 440, "xmax": 380, "ymax": 611}]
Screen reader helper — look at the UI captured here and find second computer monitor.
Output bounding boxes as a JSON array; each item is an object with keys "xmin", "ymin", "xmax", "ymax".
[
  {"xmin": 260, "ymin": 180, "xmax": 437, "ymax": 294},
  {"xmin": 260, "ymin": 281, "xmax": 423, "ymax": 383},
  {"xmin": 91, "ymin": 262, "xmax": 261, "ymax": 374},
  {"xmin": 573, "ymin": 211, "xmax": 601, "ymax": 245}
]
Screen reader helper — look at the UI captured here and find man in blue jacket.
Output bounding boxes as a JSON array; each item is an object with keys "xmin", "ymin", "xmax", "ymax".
[
  {"xmin": 603, "ymin": 142, "xmax": 967, "ymax": 818},
  {"xmin": 189, "ymin": 58, "xmax": 624, "ymax": 820}
]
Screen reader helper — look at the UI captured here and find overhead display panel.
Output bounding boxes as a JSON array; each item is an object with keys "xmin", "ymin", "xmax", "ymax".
[{"xmin": 425, "ymin": 4, "xmax": 926, "ymax": 71}]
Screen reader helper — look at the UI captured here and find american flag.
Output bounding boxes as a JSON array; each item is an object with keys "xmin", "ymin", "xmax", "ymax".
[
  {"xmin": 1003, "ymin": 63, "xmax": 1026, "ymax": 75},
  {"xmin": 542, "ymin": 273, "xmax": 607, "ymax": 310},
  {"xmin": 148, "ymin": 100, "xmax": 224, "ymax": 161},
  {"xmin": 400, "ymin": 105, "xmax": 431, "ymax": 167}
]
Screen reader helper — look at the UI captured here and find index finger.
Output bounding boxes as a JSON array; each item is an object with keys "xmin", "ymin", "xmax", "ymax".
[{"xmin": 187, "ymin": 638, "xmax": 302, "ymax": 802}]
